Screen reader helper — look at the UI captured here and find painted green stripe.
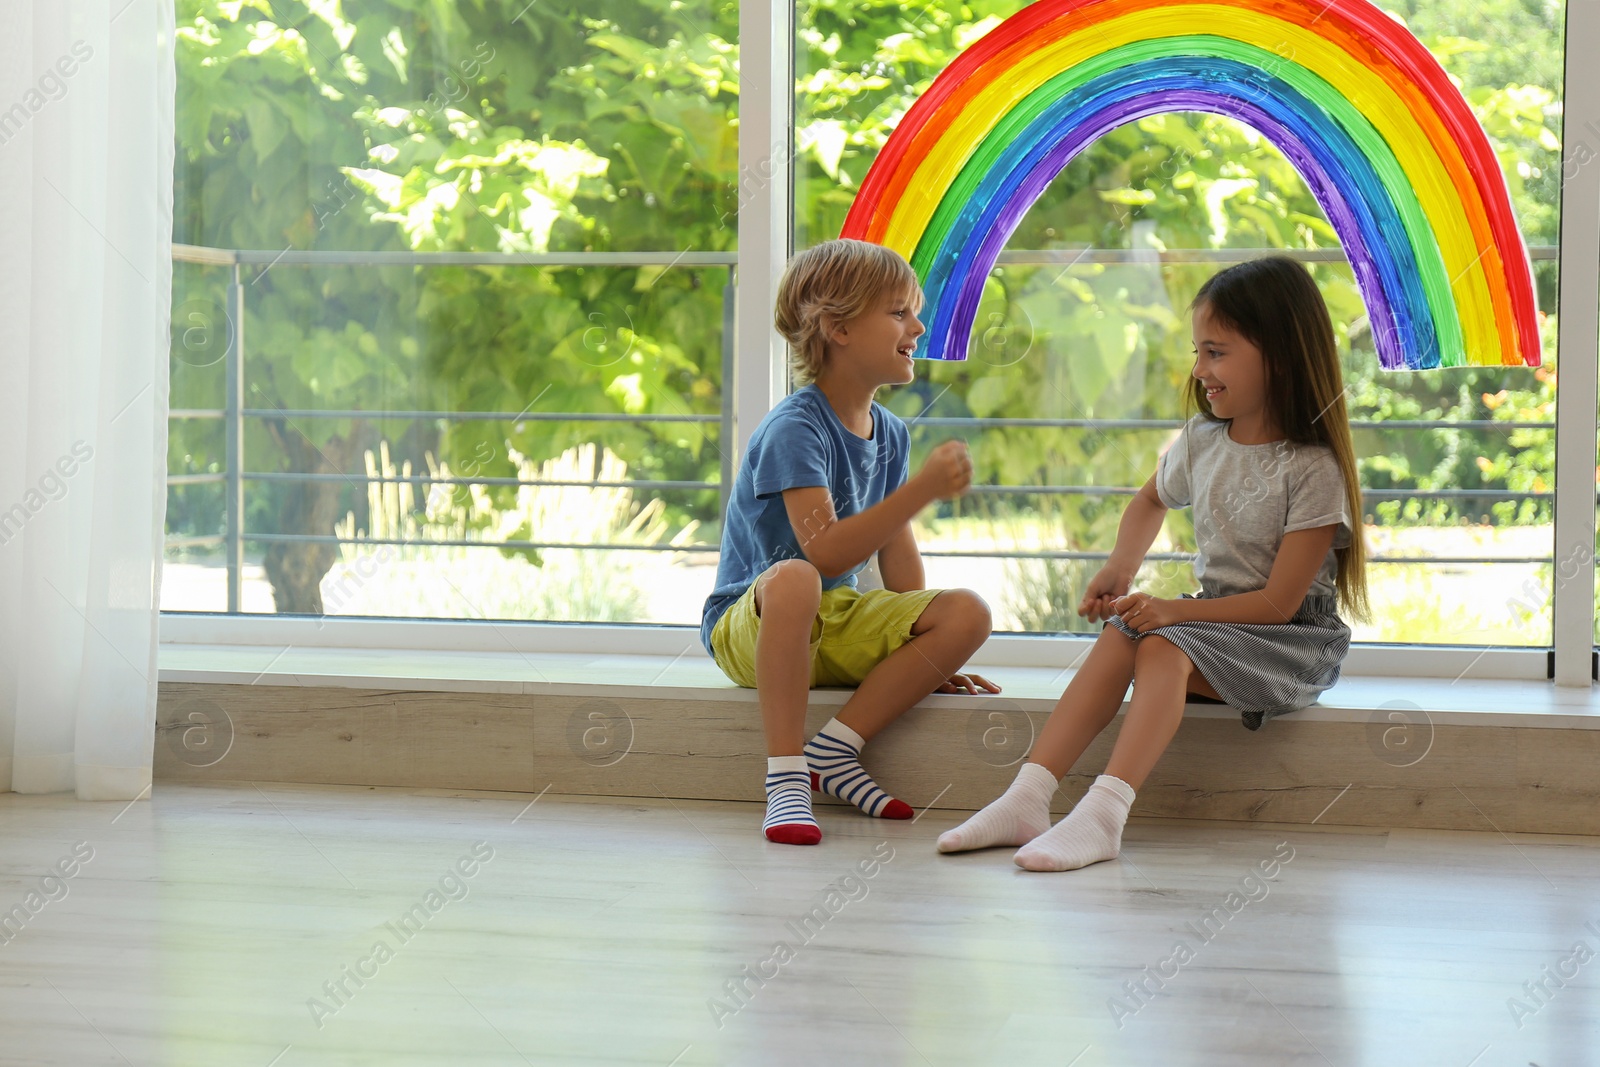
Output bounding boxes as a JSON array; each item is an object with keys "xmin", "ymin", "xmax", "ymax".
[{"xmin": 912, "ymin": 35, "xmax": 1461, "ymax": 364}]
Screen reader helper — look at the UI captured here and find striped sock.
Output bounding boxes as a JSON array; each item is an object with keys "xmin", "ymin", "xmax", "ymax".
[
  {"xmin": 763, "ymin": 756, "xmax": 821, "ymax": 845},
  {"xmin": 804, "ymin": 718, "xmax": 914, "ymax": 820}
]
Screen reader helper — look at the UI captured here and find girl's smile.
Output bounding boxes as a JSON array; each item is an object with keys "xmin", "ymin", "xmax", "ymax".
[{"xmin": 1192, "ymin": 302, "xmax": 1279, "ymax": 444}]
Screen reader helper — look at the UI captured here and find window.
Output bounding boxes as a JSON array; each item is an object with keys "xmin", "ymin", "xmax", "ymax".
[
  {"xmin": 165, "ymin": 0, "xmax": 1600, "ymax": 680},
  {"xmin": 794, "ymin": 0, "xmax": 1564, "ymax": 647},
  {"xmin": 167, "ymin": 0, "xmax": 737, "ymax": 624}
]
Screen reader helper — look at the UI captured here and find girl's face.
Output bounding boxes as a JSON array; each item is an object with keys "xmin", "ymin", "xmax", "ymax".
[{"xmin": 1191, "ymin": 302, "xmax": 1270, "ymax": 427}]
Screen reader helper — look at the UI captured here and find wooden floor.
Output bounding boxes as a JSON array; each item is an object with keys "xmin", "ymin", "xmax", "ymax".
[{"xmin": 2, "ymin": 782, "xmax": 1597, "ymax": 1066}]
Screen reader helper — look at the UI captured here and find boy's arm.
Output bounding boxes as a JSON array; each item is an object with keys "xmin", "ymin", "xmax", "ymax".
[
  {"xmin": 875, "ymin": 525, "xmax": 924, "ymax": 592},
  {"xmin": 781, "ymin": 440, "xmax": 969, "ymax": 579},
  {"xmin": 847, "ymin": 499, "xmax": 1002, "ymax": 697},
  {"xmin": 782, "ymin": 481, "xmax": 932, "ymax": 580}
]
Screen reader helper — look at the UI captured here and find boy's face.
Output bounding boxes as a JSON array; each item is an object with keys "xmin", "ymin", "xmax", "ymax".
[{"xmin": 828, "ymin": 287, "xmax": 926, "ymax": 387}]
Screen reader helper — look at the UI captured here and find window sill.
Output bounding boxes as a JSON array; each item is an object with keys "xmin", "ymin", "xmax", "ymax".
[{"xmin": 157, "ymin": 641, "xmax": 1599, "ymax": 730}]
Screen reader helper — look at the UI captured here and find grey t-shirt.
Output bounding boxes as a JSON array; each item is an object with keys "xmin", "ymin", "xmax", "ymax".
[{"xmin": 1155, "ymin": 415, "xmax": 1353, "ymax": 599}]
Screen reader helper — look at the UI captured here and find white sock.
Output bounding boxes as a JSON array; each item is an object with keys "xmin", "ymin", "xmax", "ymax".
[
  {"xmin": 1014, "ymin": 773, "xmax": 1136, "ymax": 872},
  {"xmin": 936, "ymin": 762, "xmax": 1058, "ymax": 853}
]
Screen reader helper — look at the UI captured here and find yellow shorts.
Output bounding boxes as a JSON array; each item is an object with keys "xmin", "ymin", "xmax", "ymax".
[{"xmin": 709, "ymin": 582, "xmax": 943, "ymax": 689}]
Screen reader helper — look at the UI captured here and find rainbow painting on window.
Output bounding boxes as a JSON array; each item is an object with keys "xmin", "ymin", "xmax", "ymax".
[{"xmin": 840, "ymin": 0, "xmax": 1542, "ymax": 370}]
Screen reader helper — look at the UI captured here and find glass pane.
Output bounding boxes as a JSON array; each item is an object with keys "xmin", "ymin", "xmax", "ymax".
[
  {"xmin": 795, "ymin": 0, "xmax": 1562, "ymax": 645},
  {"xmin": 165, "ymin": 257, "xmax": 233, "ymax": 612},
  {"xmin": 168, "ymin": 1, "xmax": 738, "ymax": 623}
]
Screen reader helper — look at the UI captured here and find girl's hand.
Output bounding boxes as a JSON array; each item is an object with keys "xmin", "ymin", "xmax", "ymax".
[
  {"xmin": 1078, "ymin": 565, "xmax": 1134, "ymax": 622},
  {"xmin": 1112, "ymin": 591, "xmax": 1184, "ymax": 633}
]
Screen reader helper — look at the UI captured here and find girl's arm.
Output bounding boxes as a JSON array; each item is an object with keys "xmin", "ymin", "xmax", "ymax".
[
  {"xmin": 1080, "ymin": 474, "xmax": 1168, "ymax": 621},
  {"xmin": 1107, "ymin": 475, "xmax": 1170, "ymax": 576},
  {"xmin": 1167, "ymin": 524, "xmax": 1339, "ymax": 625},
  {"xmin": 876, "ymin": 524, "xmax": 925, "ymax": 592}
]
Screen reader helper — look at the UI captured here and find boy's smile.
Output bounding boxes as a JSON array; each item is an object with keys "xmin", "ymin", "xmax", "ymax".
[{"xmin": 829, "ymin": 289, "xmax": 926, "ymax": 387}]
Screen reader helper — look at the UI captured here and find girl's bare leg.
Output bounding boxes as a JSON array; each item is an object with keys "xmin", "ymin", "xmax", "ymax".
[
  {"xmin": 1103, "ymin": 634, "xmax": 1199, "ymax": 790},
  {"xmin": 942, "ymin": 626, "xmax": 1218, "ymax": 857},
  {"xmin": 1014, "ymin": 634, "xmax": 1201, "ymax": 871},
  {"xmin": 1026, "ymin": 624, "xmax": 1139, "ymax": 777},
  {"xmin": 938, "ymin": 625, "xmax": 1135, "ymax": 853}
]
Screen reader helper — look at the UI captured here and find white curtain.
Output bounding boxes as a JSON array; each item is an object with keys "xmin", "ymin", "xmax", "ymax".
[{"xmin": 0, "ymin": 1, "xmax": 175, "ymax": 799}]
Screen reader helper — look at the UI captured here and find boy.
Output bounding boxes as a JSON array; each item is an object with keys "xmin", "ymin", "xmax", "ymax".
[{"xmin": 701, "ymin": 239, "xmax": 1001, "ymax": 845}]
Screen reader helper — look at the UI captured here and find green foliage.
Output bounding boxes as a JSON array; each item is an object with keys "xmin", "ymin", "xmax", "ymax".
[
  {"xmin": 170, "ymin": 0, "xmax": 1564, "ymax": 632},
  {"xmin": 171, "ymin": 0, "xmax": 735, "ymax": 609},
  {"xmin": 793, "ymin": 0, "xmax": 1560, "ymax": 625}
]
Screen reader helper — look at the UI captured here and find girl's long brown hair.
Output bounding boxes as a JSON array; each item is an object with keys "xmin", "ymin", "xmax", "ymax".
[{"xmin": 1187, "ymin": 256, "xmax": 1370, "ymax": 622}]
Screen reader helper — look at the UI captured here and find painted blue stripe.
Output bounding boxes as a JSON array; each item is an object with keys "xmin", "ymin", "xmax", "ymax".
[{"xmin": 919, "ymin": 52, "xmax": 1436, "ymax": 371}]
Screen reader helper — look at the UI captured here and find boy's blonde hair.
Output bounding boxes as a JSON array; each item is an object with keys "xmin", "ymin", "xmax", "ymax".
[{"xmin": 774, "ymin": 239, "xmax": 923, "ymax": 385}]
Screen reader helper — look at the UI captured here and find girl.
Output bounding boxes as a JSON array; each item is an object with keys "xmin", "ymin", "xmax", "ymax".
[{"xmin": 937, "ymin": 255, "xmax": 1369, "ymax": 872}]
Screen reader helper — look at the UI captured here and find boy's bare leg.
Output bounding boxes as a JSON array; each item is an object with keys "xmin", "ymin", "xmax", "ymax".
[
  {"xmin": 752, "ymin": 560, "xmax": 823, "ymax": 756},
  {"xmin": 833, "ymin": 588, "xmax": 993, "ymax": 741},
  {"xmin": 803, "ymin": 589, "xmax": 991, "ymax": 821},
  {"xmin": 752, "ymin": 560, "xmax": 826, "ymax": 844}
]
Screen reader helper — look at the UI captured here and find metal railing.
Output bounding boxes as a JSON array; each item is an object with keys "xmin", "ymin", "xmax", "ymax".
[
  {"xmin": 170, "ymin": 244, "xmax": 737, "ymax": 610},
  {"xmin": 166, "ymin": 243, "xmax": 1562, "ymax": 612}
]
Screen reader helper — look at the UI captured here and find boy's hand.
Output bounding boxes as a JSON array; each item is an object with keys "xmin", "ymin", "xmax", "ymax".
[
  {"xmin": 915, "ymin": 440, "xmax": 973, "ymax": 501},
  {"xmin": 938, "ymin": 671, "xmax": 1002, "ymax": 695},
  {"xmin": 1078, "ymin": 565, "xmax": 1134, "ymax": 622}
]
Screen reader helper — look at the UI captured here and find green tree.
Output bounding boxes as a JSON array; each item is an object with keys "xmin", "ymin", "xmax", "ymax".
[
  {"xmin": 172, "ymin": 0, "xmax": 736, "ymax": 612},
  {"xmin": 171, "ymin": 0, "xmax": 1564, "ymax": 633},
  {"xmin": 793, "ymin": 0, "xmax": 1560, "ymax": 637}
]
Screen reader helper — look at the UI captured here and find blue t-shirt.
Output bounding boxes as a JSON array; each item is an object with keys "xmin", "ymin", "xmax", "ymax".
[{"xmin": 700, "ymin": 385, "xmax": 911, "ymax": 654}]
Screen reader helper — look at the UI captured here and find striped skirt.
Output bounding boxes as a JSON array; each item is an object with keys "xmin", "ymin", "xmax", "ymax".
[{"xmin": 1107, "ymin": 591, "xmax": 1351, "ymax": 731}]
